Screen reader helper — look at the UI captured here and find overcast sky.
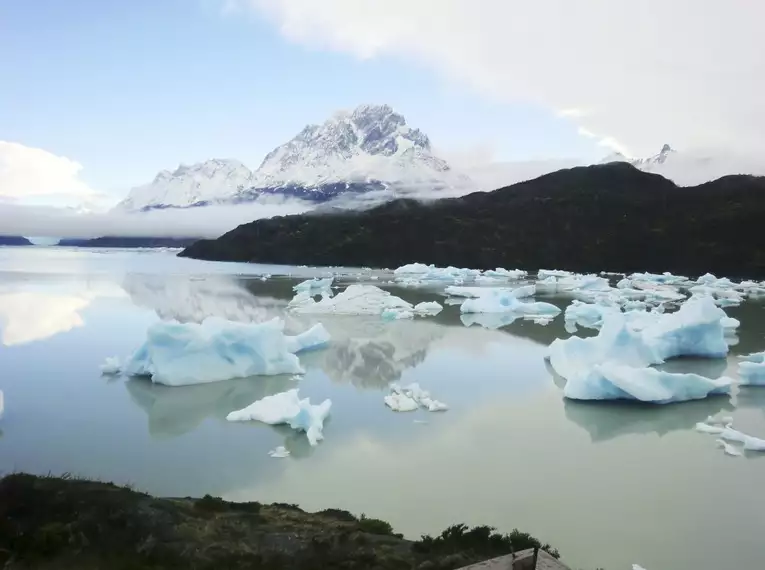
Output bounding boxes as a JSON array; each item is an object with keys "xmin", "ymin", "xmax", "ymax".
[{"xmin": 2, "ymin": 0, "xmax": 763, "ymax": 214}]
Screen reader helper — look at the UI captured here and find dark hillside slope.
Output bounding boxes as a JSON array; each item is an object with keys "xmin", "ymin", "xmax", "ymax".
[
  {"xmin": 180, "ymin": 163, "xmax": 765, "ymax": 277},
  {"xmin": 0, "ymin": 236, "xmax": 32, "ymax": 246},
  {"xmin": 59, "ymin": 236, "xmax": 200, "ymax": 248}
]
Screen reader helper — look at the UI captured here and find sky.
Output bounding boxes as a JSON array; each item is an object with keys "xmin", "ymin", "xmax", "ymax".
[{"xmin": 1, "ymin": 0, "xmax": 764, "ymax": 213}]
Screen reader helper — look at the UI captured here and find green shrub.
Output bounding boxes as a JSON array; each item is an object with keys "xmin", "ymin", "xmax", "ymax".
[
  {"xmin": 358, "ymin": 514, "xmax": 394, "ymax": 535},
  {"xmin": 413, "ymin": 523, "xmax": 560, "ymax": 559}
]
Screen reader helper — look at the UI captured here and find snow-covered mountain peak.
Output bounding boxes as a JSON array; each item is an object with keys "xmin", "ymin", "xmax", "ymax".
[
  {"xmin": 118, "ymin": 105, "xmax": 465, "ymax": 211},
  {"xmin": 600, "ymin": 144, "xmax": 677, "ymax": 169},
  {"xmin": 250, "ymin": 103, "xmax": 452, "ymax": 188},
  {"xmin": 117, "ymin": 159, "xmax": 254, "ymax": 211}
]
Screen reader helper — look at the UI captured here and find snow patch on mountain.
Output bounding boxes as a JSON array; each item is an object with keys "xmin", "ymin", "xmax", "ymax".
[
  {"xmin": 601, "ymin": 144, "xmax": 676, "ymax": 169},
  {"xmin": 600, "ymin": 144, "xmax": 765, "ymax": 186}
]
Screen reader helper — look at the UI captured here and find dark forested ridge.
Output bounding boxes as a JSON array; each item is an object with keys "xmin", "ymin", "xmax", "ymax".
[
  {"xmin": 0, "ymin": 236, "xmax": 33, "ymax": 246},
  {"xmin": 180, "ymin": 163, "xmax": 765, "ymax": 278},
  {"xmin": 59, "ymin": 236, "xmax": 201, "ymax": 248}
]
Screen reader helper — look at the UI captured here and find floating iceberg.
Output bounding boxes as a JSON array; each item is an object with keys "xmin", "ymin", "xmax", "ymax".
[
  {"xmin": 384, "ymin": 391, "xmax": 420, "ymax": 412},
  {"xmin": 641, "ymin": 296, "xmax": 729, "ymax": 360},
  {"xmin": 385, "ymin": 383, "xmax": 448, "ymax": 412},
  {"xmin": 268, "ymin": 446, "xmax": 291, "ymax": 458},
  {"xmin": 289, "ymin": 284, "xmax": 411, "ymax": 316},
  {"xmin": 100, "ymin": 356, "xmax": 122, "ymax": 375},
  {"xmin": 739, "ymin": 352, "xmax": 765, "ymax": 385},
  {"xmin": 413, "ymin": 301, "xmax": 443, "ymax": 315},
  {"xmin": 550, "ymin": 296, "xmax": 733, "ymax": 403},
  {"xmin": 393, "ymin": 263, "xmax": 479, "ymax": 283},
  {"xmin": 716, "ymin": 439, "xmax": 743, "ymax": 457},
  {"xmin": 123, "ymin": 318, "xmax": 327, "ymax": 386},
  {"xmin": 695, "ymin": 421, "xmax": 765, "ymax": 454},
  {"xmin": 284, "ymin": 323, "xmax": 331, "ymax": 354},
  {"xmin": 293, "ymin": 277, "xmax": 333, "ymax": 295},
  {"xmin": 483, "ymin": 268, "xmax": 527, "ymax": 280},
  {"xmin": 718, "ymin": 426, "xmax": 765, "ymax": 451},
  {"xmin": 564, "ymin": 300, "xmax": 614, "ymax": 330},
  {"xmin": 460, "ymin": 287, "xmax": 559, "ymax": 317},
  {"xmin": 226, "ymin": 388, "xmax": 331, "ymax": 446},
  {"xmin": 290, "ymin": 284, "xmax": 441, "ymax": 320},
  {"xmin": 562, "ymin": 362, "xmax": 732, "ymax": 403},
  {"xmin": 446, "ymin": 286, "xmax": 506, "ymax": 298}
]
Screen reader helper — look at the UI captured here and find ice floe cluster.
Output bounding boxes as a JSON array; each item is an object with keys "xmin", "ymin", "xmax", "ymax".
[
  {"xmin": 384, "ymin": 383, "xmax": 448, "ymax": 412},
  {"xmin": 695, "ymin": 415, "xmax": 765, "ymax": 457},
  {"xmin": 90, "ymin": 262, "xmax": 765, "ymax": 456}
]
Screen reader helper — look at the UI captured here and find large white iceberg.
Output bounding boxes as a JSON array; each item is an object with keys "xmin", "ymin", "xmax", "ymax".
[
  {"xmin": 562, "ymin": 362, "xmax": 732, "ymax": 403},
  {"xmin": 550, "ymin": 296, "xmax": 733, "ymax": 403},
  {"xmin": 123, "ymin": 318, "xmax": 328, "ymax": 386},
  {"xmin": 739, "ymin": 352, "xmax": 765, "ymax": 385},
  {"xmin": 226, "ymin": 389, "xmax": 331, "ymax": 446}
]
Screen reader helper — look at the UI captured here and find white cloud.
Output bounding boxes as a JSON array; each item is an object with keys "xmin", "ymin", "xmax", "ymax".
[
  {"xmin": 239, "ymin": 0, "xmax": 765, "ymax": 156},
  {"xmin": 0, "ymin": 200, "xmax": 312, "ymax": 239},
  {"xmin": 0, "ymin": 141, "xmax": 101, "ymax": 206}
]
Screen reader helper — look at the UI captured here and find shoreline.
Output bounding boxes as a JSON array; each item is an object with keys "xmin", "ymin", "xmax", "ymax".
[{"xmin": 0, "ymin": 473, "xmax": 568, "ymax": 570}]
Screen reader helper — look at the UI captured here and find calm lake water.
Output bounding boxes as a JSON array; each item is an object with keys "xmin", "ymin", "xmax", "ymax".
[{"xmin": 1, "ymin": 247, "xmax": 764, "ymax": 570}]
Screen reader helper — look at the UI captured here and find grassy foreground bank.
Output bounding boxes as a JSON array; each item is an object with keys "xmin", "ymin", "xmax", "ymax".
[{"xmin": 0, "ymin": 473, "xmax": 562, "ymax": 570}]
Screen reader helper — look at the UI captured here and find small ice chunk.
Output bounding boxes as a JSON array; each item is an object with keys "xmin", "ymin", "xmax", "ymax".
[
  {"xmin": 716, "ymin": 439, "xmax": 743, "ymax": 457},
  {"xmin": 445, "ymin": 285, "xmax": 507, "ymax": 298},
  {"xmin": 484, "ymin": 268, "xmax": 527, "ymax": 279},
  {"xmin": 564, "ymin": 300, "xmax": 614, "ymax": 330},
  {"xmin": 738, "ymin": 351, "xmax": 765, "ymax": 385},
  {"xmin": 386, "ymin": 383, "xmax": 448, "ymax": 412},
  {"xmin": 413, "ymin": 301, "xmax": 443, "ymax": 316},
  {"xmin": 100, "ymin": 356, "xmax": 121, "ymax": 375},
  {"xmin": 227, "ymin": 389, "xmax": 331, "ymax": 446},
  {"xmin": 532, "ymin": 316, "xmax": 553, "ymax": 326},
  {"xmin": 293, "ymin": 277, "xmax": 333, "ymax": 295},
  {"xmin": 268, "ymin": 446, "xmax": 291, "ymax": 458},
  {"xmin": 284, "ymin": 323, "xmax": 331, "ymax": 354},
  {"xmin": 695, "ymin": 422, "xmax": 725, "ymax": 434},
  {"xmin": 384, "ymin": 392, "xmax": 420, "ymax": 412},
  {"xmin": 705, "ymin": 414, "xmax": 733, "ymax": 425},
  {"xmin": 461, "ymin": 289, "xmax": 559, "ymax": 316},
  {"xmin": 381, "ymin": 307, "xmax": 415, "ymax": 321},
  {"xmin": 718, "ymin": 426, "xmax": 765, "ymax": 451},
  {"xmin": 123, "ymin": 318, "xmax": 313, "ymax": 386}
]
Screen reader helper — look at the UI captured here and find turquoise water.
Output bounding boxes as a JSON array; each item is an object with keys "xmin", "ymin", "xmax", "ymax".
[{"xmin": 1, "ymin": 247, "xmax": 764, "ymax": 570}]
